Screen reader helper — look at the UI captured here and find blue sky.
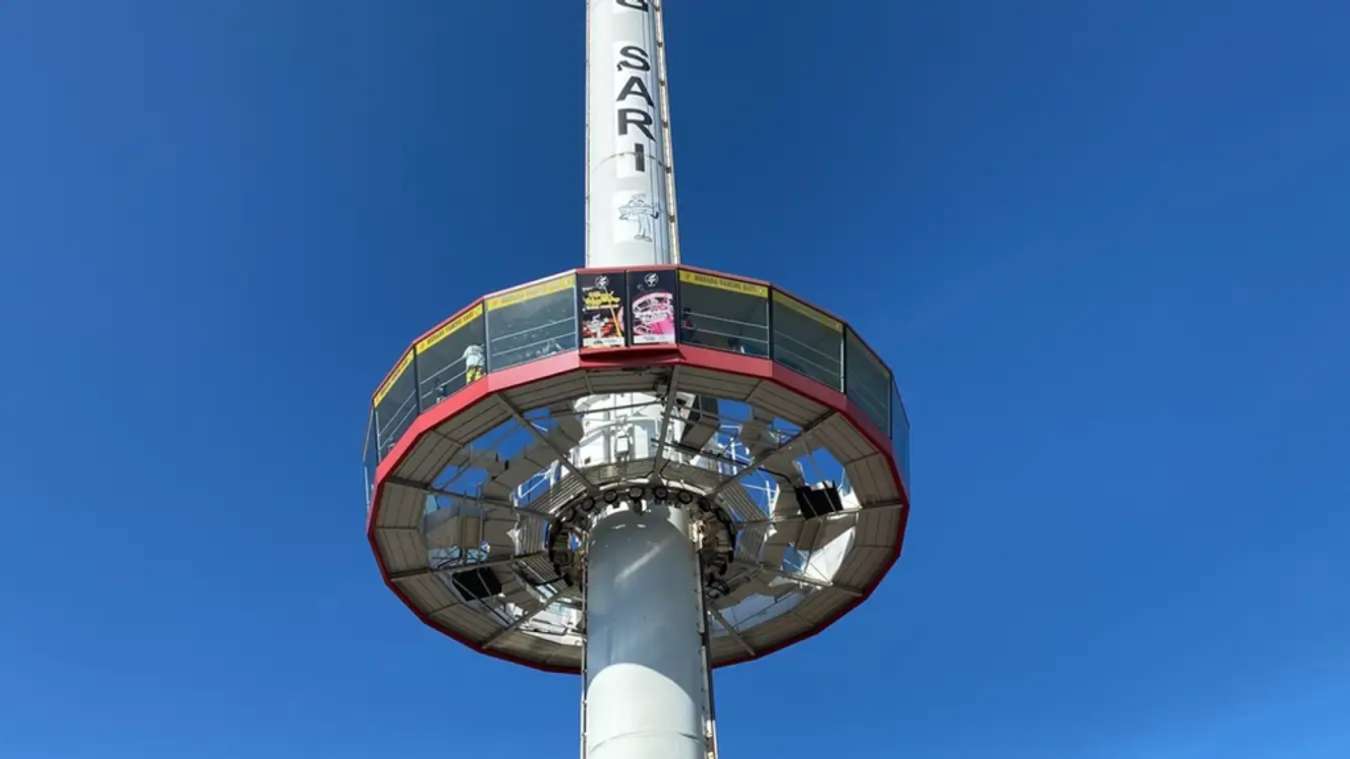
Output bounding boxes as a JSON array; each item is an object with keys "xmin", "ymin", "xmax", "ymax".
[{"xmin": 2, "ymin": 1, "xmax": 1348, "ymax": 757}]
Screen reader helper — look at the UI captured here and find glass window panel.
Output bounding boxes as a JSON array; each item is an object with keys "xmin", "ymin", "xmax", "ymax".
[
  {"xmin": 677, "ymin": 270, "xmax": 769, "ymax": 356},
  {"xmin": 845, "ymin": 329, "xmax": 891, "ymax": 435},
  {"xmin": 364, "ymin": 410, "xmax": 379, "ymax": 507},
  {"xmin": 486, "ymin": 274, "xmax": 578, "ymax": 371},
  {"xmin": 772, "ymin": 290, "xmax": 844, "ymax": 390},
  {"xmin": 416, "ymin": 304, "xmax": 486, "ymax": 408},
  {"xmin": 891, "ymin": 381, "xmax": 910, "ymax": 485},
  {"xmin": 373, "ymin": 350, "xmax": 418, "ymax": 460}
]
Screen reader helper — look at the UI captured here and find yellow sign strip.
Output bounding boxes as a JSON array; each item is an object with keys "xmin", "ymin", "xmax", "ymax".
[
  {"xmin": 373, "ymin": 350, "xmax": 414, "ymax": 407},
  {"xmin": 678, "ymin": 270, "xmax": 769, "ymax": 298},
  {"xmin": 416, "ymin": 303, "xmax": 484, "ymax": 354},
  {"xmin": 773, "ymin": 290, "xmax": 842, "ymax": 333},
  {"xmin": 486, "ymin": 274, "xmax": 576, "ymax": 311}
]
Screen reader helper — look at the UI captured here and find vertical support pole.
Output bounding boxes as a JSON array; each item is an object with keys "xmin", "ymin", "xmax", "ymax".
[
  {"xmin": 693, "ymin": 551, "xmax": 720, "ymax": 756},
  {"xmin": 579, "ymin": 536, "xmax": 590, "ymax": 759},
  {"xmin": 651, "ymin": 0, "xmax": 682, "ymax": 263},
  {"xmin": 411, "ymin": 345, "xmax": 423, "ymax": 415},
  {"xmin": 586, "ymin": 0, "xmax": 678, "ymax": 268},
  {"xmin": 583, "ymin": 501, "xmax": 709, "ymax": 759}
]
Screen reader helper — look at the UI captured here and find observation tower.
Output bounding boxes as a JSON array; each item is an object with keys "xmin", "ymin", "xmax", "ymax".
[{"xmin": 364, "ymin": 3, "xmax": 911, "ymax": 757}]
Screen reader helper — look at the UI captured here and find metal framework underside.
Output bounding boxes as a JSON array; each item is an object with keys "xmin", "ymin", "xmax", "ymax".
[{"xmin": 367, "ymin": 345, "xmax": 910, "ymax": 674}]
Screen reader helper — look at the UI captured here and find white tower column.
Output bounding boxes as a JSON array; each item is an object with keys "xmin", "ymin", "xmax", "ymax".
[
  {"xmin": 584, "ymin": 501, "xmax": 709, "ymax": 759},
  {"xmin": 582, "ymin": 4, "xmax": 705, "ymax": 754},
  {"xmin": 586, "ymin": 0, "xmax": 680, "ymax": 267}
]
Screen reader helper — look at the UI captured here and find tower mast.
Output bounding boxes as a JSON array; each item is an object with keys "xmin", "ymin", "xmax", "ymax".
[
  {"xmin": 582, "ymin": 7, "xmax": 706, "ymax": 757},
  {"xmin": 586, "ymin": 0, "xmax": 681, "ymax": 267}
]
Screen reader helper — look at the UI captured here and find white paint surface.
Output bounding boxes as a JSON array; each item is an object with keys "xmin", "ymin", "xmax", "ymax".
[
  {"xmin": 584, "ymin": 502, "xmax": 707, "ymax": 759},
  {"xmin": 586, "ymin": 0, "xmax": 679, "ymax": 267}
]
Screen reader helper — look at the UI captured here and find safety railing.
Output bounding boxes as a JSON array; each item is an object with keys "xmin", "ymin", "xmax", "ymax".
[{"xmin": 365, "ymin": 266, "xmax": 910, "ymax": 497}]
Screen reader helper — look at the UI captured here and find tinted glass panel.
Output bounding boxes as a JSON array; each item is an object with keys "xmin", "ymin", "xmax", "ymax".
[
  {"xmin": 891, "ymin": 382, "xmax": 910, "ymax": 485},
  {"xmin": 373, "ymin": 350, "xmax": 418, "ymax": 460},
  {"xmin": 845, "ymin": 329, "xmax": 890, "ymax": 435},
  {"xmin": 772, "ymin": 290, "xmax": 844, "ymax": 390},
  {"xmin": 416, "ymin": 304, "xmax": 486, "ymax": 408},
  {"xmin": 486, "ymin": 274, "xmax": 578, "ymax": 371},
  {"xmin": 629, "ymin": 269, "xmax": 678, "ymax": 345},
  {"xmin": 677, "ymin": 270, "xmax": 769, "ymax": 356},
  {"xmin": 578, "ymin": 272, "xmax": 627, "ymax": 349},
  {"xmin": 364, "ymin": 411, "xmax": 379, "ymax": 506}
]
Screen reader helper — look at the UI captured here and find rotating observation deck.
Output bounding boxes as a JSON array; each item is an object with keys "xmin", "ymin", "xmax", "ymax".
[{"xmin": 364, "ymin": 265, "xmax": 910, "ymax": 673}]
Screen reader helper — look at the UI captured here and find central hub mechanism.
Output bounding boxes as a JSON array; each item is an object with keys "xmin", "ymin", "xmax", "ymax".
[
  {"xmin": 549, "ymin": 486, "xmax": 736, "ymax": 593},
  {"xmin": 566, "ymin": 382, "xmax": 726, "ymax": 757}
]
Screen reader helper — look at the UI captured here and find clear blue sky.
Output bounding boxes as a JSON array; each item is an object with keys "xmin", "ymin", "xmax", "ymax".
[{"xmin": 3, "ymin": 2, "xmax": 1348, "ymax": 757}]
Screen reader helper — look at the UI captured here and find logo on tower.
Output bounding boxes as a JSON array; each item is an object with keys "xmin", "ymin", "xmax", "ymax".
[{"xmin": 619, "ymin": 194, "xmax": 660, "ymax": 241}]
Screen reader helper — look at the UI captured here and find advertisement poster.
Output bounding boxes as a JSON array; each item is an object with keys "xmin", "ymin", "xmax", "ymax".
[
  {"xmin": 578, "ymin": 273, "xmax": 627, "ymax": 349},
  {"xmin": 629, "ymin": 270, "xmax": 677, "ymax": 345}
]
